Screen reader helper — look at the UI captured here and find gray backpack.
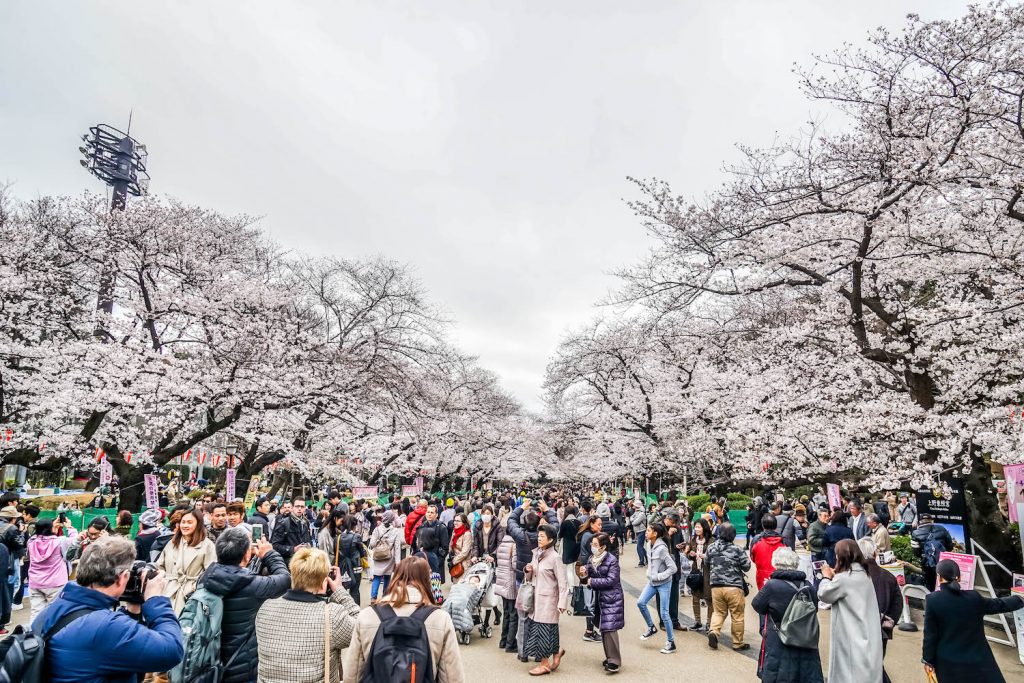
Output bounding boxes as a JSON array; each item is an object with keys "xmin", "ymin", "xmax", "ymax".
[{"xmin": 774, "ymin": 583, "xmax": 819, "ymax": 649}]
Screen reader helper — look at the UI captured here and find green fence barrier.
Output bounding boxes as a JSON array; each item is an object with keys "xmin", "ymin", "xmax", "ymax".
[{"xmin": 38, "ymin": 507, "xmax": 160, "ymax": 539}]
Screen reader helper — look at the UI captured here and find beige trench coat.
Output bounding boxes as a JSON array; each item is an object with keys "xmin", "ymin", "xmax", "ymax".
[{"xmin": 156, "ymin": 537, "xmax": 217, "ymax": 613}]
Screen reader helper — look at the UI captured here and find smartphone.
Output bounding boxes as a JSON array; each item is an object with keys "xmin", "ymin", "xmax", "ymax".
[
  {"xmin": 812, "ymin": 560, "xmax": 825, "ymax": 582},
  {"xmin": 251, "ymin": 526, "xmax": 262, "ymax": 541},
  {"xmin": 329, "ymin": 567, "xmax": 339, "ymax": 580}
]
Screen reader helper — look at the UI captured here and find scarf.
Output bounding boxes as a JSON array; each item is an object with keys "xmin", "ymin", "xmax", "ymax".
[
  {"xmin": 291, "ymin": 511, "xmax": 305, "ymax": 525},
  {"xmin": 450, "ymin": 523, "xmax": 468, "ymax": 552},
  {"xmin": 589, "ymin": 549, "xmax": 607, "ymax": 569}
]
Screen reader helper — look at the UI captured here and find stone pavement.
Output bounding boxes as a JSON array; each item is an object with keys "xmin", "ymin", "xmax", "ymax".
[{"xmin": 8, "ymin": 548, "xmax": 1024, "ymax": 682}]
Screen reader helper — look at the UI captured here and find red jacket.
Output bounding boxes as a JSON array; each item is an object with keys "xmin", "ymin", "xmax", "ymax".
[
  {"xmin": 750, "ymin": 533, "xmax": 785, "ymax": 589},
  {"xmin": 404, "ymin": 506, "xmax": 426, "ymax": 547}
]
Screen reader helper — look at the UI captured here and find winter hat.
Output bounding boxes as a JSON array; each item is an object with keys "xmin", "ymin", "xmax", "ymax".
[
  {"xmin": 337, "ymin": 502, "xmax": 350, "ymax": 515},
  {"xmin": 0, "ymin": 506, "xmax": 18, "ymax": 520},
  {"xmin": 596, "ymin": 502, "xmax": 611, "ymax": 519},
  {"xmin": 382, "ymin": 510, "xmax": 396, "ymax": 526},
  {"xmin": 139, "ymin": 510, "xmax": 162, "ymax": 528},
  {"xmin": 446, "ymin": 498, "xmax": 455, "ymax": 507}
]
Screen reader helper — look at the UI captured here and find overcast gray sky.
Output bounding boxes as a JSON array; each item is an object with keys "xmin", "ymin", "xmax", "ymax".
[{"xmin": 1, "ymin": 1, "xmax": 971, "ymax": 412}]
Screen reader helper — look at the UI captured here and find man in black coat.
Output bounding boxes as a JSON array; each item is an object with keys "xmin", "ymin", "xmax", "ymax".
[
  {"xmin": 270, "ymin": 497, "xmax": 312, "ymax": 564},
  {"xmin": 248, "ymin": 496, "xmax": 272, "ymax": 539},
  {"xmin": 199, "ymin": 527, "xmax": 290, "ymax": 683},
  {"xmin": 923, "ymin": 559, "xmax": 1023, "ymax": 683},
  {"xmin": 414, "ymin": 504, "xmax": 449, "ymax": 576}
]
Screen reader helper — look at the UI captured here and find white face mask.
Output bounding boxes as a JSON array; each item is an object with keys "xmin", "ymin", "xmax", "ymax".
[
  {"xmin": 481, "ymin": 514, "xmax": 493, "ymax": 524},
  {"xmin": 591, "ymin": 544, "xmax": 600, "ymax": 554}
]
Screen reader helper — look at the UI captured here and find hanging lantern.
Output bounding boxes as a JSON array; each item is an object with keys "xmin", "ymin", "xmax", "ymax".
[
  {"xmin": 124, "ymin": 451, "xmax": 133, "ymax": 464},
  {"xmin": 95, "ymin": 447, "xmax": 106, "ymax": 462}
]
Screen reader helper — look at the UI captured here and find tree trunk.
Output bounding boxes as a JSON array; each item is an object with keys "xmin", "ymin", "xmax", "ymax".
[
  {"xmin": 265, "ymin": 471, "xmax": 289, "ymax": 501},
  {"xmin": 117, "ymin": 465, "xmax": 147, "ymax": 512},
  {"xmin": 963, "ymin": 448, "xmax": 1016, "ymax": 585}
]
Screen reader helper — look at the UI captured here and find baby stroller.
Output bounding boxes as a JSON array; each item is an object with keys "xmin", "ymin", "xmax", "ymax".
[{"xmin": 444, "ymin": 561, "xmax": 498, "ymax": 645}]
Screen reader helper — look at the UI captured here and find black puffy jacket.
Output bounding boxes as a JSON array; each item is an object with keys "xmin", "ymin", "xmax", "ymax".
[
  {"xmin": 197, "ymin": 551, "xmax": 290, "ymax": 683},
  {"xmin": 506, "ymin": 506, "xmax": 557, "ymax": 582}
]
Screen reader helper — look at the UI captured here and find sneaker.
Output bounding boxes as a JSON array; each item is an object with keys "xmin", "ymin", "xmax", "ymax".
[
  {"xmin": 10, "ymin": 603, "xmax": 22, "ymax": 611},
  {"xmin": 707, "ymin": 631, "xmax": 719, "ymax": 650},
  {"xmin": 660, "ymin": 641, "xmax": 677, "ymax": 654},
  {"xmin": 640, "ymin": 625, "xmax": 658, "ymax": 640},
  {"xmin": 605, "ymin": 663, "xmax": 620, "ymax": 674},
  {"xmin": 583, "ymin": 631, "xmax": 602, "ymax": 643},
  {"xmin": 504, "ymin": 644, "xmax": 518, "ymax": 653},
  {"xmin": 0, "ymin": 628, "xmax": 8, "ymax": 636},
  {"xmin": 733, "ymin": 643, "xmax": 751, "ymax": 652},
  {"xmin": 672, "ymin": 622, "xmax": 685, "ymax": 632}
]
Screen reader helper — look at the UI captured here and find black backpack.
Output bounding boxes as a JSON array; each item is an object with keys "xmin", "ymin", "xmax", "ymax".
[
  {"xmin": 359, "ymin": 604, "xmax": 436, "ymax": 683},
  {"xmin": 0, "ymin": 608, "xmax": 93, "ymax": 683}
]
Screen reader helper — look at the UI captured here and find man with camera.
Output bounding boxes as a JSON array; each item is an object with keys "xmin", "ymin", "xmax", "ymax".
[
  {"xmin": 198, "ymin": 526, "xmax": 290, "ymax": 683},
  {"xmin": 31, "ymin": 534, "xmax": 184, "ymax": 683}
]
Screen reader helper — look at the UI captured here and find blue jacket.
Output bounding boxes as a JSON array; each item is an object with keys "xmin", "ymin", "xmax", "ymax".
[{"xmin": 31, "ymin": 582, "xmax": 184, "ymax": 683}]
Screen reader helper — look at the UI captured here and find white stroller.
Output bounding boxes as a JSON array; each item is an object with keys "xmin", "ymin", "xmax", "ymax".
[{"xmin": 445, "ymin": 561, "xmax": 499, "ymax": 644}]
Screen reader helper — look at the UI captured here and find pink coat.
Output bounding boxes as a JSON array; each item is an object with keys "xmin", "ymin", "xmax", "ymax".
[
  {"xmin": 527, "ymin": 545, "xmax": 568, "ymax": 624},
  {"xmin": 28, "ymin": 535, "xmax": 69, "ymax": 590}
]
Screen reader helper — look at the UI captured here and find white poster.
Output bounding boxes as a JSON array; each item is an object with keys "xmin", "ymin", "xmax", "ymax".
[
  {"xmin": 99, "ymin": 460, "xmax": 112, "ymax": 487},
  {"xmin": 226, "ymin": 468, "xmax": 236, "ymax": 501},
  {"xmin": 144, "ymin": 473, "xmax": 160, "ymax": 510}
]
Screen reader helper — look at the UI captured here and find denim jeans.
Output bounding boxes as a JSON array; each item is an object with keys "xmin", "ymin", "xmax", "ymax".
[
  {"xmin": 371, "ymin": 574, "xmax": 391, "ymax": 600},
  {"xmin": 637, "ymin": 581, "xmax": 674, "ymax": 643},
  {"xmin": 637, "ymin": 540, "xmax": 647, "ymax": 565}
]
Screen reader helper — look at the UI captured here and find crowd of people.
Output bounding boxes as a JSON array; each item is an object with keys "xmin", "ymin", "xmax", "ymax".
[{"xmin": 0, "ymin": 483, "xmax": 1018, "ymax": 682}]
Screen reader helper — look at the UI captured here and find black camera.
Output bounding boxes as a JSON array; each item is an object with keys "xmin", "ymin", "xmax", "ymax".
[{"xmin": 122, "ymin": 561, "xmax": 158, "ymax": 604}]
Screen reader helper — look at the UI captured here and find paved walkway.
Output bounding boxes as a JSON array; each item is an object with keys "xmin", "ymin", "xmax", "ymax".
[{"xmin": 9, "ymin": 546, "xmax": 1023, "ymax": 681}]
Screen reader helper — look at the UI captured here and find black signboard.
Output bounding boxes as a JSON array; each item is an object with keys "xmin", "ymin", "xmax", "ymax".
[{"xmin": 916, "ymin": 476, "xmax": 970, "ymax": 553}]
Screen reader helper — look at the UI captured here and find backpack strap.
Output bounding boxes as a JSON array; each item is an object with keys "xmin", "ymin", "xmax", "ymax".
[
  {"xmin": 372, "ymin": 604, "xmax": 398, "ymax": 622},
  {"xmin": 43, "ymin": 608, "xmax": 95, "ymax": 641},
  {"xmin": 410, "ymin": 604, "xmax": 436, "ymax": 623}
]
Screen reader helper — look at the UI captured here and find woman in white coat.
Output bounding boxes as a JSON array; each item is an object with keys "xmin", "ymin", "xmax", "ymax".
[
  {"xmin": 367, "ymin": 509, "xmax": 404, "ymax": 600},
  {"xmin": 818, "ymin": 539, "xmax": 883, "ymax": 683},
  {"xmin": 155, "ymin": 508, "xmax": 217, "ymax": 613}
]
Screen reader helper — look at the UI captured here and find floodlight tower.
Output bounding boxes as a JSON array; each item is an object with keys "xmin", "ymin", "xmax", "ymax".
[
  {"xmin": 78, "ymin": 123, "xmax": 150, "ymax": 337},
  {"xmin": 79, "ymin": 123, "xmax": 149, "ymax": 210}
]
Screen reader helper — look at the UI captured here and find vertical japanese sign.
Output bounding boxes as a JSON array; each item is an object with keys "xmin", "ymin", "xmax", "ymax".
[
  {"xmin": 99, "ymin": 460, "xmax": 112, "ymax": 487},
  {"xmin": 144, "ymin": 474, "xmax": 160, "ymax": 510},
  {"xmin": 414, "ymin": 477, "xmax": 424, "ymax": 494},
  {"xmin": 226, "ymin": 468, "xmax": 236, "ymax": 501},
  {"xmin": 826, "ymin": 483, "xmax": 842, "ymax": 510},
  {"xmin": 1003, "ymin": 463, "xmax": 1024, "ymax": 524}
]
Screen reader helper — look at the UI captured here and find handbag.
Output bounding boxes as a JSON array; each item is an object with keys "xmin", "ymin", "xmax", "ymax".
[
  {"xmin": 515, "ymin": 577, "xmax": 535, "ymax": 613},
  {"xmin": 570, "ymin": 586, "xmax": 595, "ymax": 617},
  {"xmin": 450, "ymin": 561, "xmax": 464, "ymax": 579},
  {"xmin": 685, "ymin": 571, "xmax": 704, "ymax": 593}
]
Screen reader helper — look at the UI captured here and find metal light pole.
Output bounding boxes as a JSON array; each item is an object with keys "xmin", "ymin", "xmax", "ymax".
[{"xmin": 79, "ymin": 123, "xmax": 149, "ymax": 338}]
